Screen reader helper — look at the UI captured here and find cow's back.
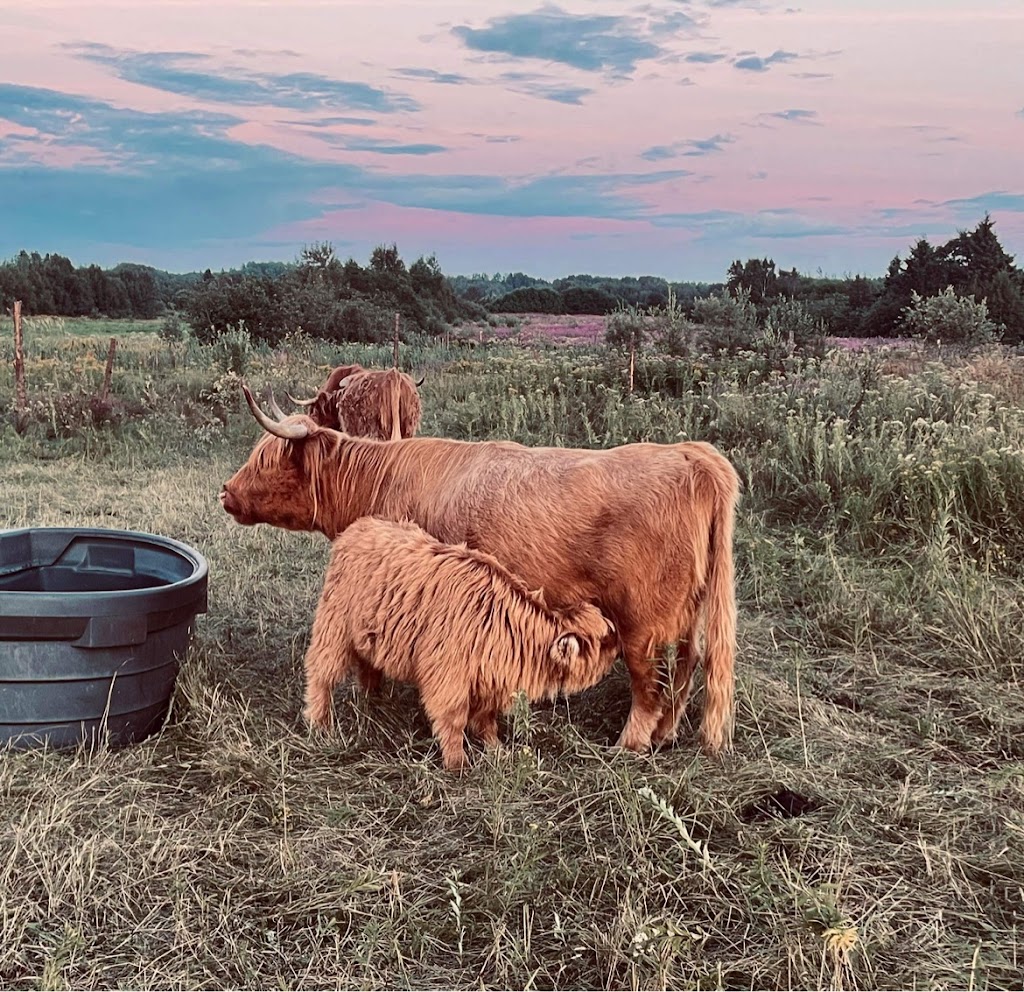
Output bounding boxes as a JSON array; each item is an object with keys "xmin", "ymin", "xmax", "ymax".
[{"xmin": 406, "ymin": 440, "xmax": 727, "ymax": 630}]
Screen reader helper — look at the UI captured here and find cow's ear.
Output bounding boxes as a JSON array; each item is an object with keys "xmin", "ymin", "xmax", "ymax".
[{"xmin": 551, "ymin": 633, "xmax": 582, "ymax": 664}]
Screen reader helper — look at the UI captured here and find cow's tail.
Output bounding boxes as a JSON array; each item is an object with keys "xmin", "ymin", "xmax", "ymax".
[
  {"xmin": 386, "ymin": 370, "xmax": 402, "ymax": 441},
  {"xmin": 698, "ymin": 453, "xmax": 739, "ymax": 754}
]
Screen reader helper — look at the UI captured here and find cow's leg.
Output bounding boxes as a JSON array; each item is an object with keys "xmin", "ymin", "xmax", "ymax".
[
  {"xmin": 469, "ymin": 708, "xmax": 500, "ymax": 749},
  {"xmin": 419, "ymin": 685, "xmax": 471, "ymax": 773},
  {"xmin": 615, "ymin": 635, "xmax": 668, "ymax": 752},
  {"xmin": 651, "ymin": 636, "xmax": 700, "ymax": 746}
]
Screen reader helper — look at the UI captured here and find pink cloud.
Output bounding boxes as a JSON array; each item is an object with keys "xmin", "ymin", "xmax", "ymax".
[{"xmin": 1, "ymin": 0, "xmax": 1021, "ymax": 277}]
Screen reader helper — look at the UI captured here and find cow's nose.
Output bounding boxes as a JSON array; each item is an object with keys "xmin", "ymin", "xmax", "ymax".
[{"xmin": 219, "ymin": 488, "xmax": 238, "ymax": 513}]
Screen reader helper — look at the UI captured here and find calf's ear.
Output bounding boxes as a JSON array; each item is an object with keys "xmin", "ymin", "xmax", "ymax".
[{"xmin": 550, "ymin": 633, "xmax": 582, "ymax": 664}]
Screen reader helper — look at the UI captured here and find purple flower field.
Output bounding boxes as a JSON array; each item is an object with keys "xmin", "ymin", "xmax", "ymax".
[
  {"xmin": 487, "ymin": 313, "xmax": 608, "ymax": 346},
  {"xmin": 485, "ymin": 313, "xmax": 915, "ymax": 352}
]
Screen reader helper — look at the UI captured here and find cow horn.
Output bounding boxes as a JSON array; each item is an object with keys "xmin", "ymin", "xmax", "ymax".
[
  {"xmin": 335, "ymin": 375, "xmax": 356, "ymax": 390},
  {"xmin": 414, "ymin": 375, "xmax": 426, "ymax": 387},
  {"xmin": 323, "ymin": 366, "xmax": 357, "ymax": 392},
  {"xmin": 285, "ymin": 392, "xmax": 317, "ymax": 407},
  {"xmin": 242, "ymin": 384, "xmax": 310, "ymax": 440},
  {"xmin": 267, "ymin": 392, "xmax": 287, "ymax": 421}
]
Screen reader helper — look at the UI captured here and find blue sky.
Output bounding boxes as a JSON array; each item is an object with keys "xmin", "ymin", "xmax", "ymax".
[{"xmin": 0, "ymin": 0, "xmax": 1021, "ymax": 280}]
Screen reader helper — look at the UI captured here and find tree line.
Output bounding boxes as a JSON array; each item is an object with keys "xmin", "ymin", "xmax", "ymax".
[
  {"xmin": 179, "ymin": 243, "xmax": 483, "ymax": 345},
  {"xmin": 0, "ymin": 251, "xmax": 197, "ymax": 319},
  {"xmin": 0, "ymin": 244, "xmax": 484, "ymax": 344},
  {"xmin": 450, "ymin": 272, "xmax": 722, "ymax": 316},
  {"xmin": 3, "ymin": 214, "xmax": 1022, "ymax": 345},
  {"xmin": 460, "ymin": 215, "xmax": 1024, "ymax": 345}
]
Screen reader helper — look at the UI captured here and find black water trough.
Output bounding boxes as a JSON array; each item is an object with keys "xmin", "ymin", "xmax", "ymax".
[{"xmin": 0, "ymin": 527, "xmax": 208, "ymax": 750}]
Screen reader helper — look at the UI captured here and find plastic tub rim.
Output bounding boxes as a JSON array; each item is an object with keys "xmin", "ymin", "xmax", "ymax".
[{"xmin": 0, "ymin": 526, "xmax": 210, "ymax": 621}]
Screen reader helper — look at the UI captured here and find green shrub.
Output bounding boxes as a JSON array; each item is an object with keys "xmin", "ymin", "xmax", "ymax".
[
  {"xmin": 158, "ymin": 311, "xmax": 187, "ymax": 343},
  {"xmin": 902, "ymin": 286, "xmax": 998, "ymax": 347},
  {"xmin": 209, "ymin": 323, "xmax": 255, "ymax": 375},
  {"xmin": 692, "ymin": 287, "xmax": 760, "ymax": 353}
]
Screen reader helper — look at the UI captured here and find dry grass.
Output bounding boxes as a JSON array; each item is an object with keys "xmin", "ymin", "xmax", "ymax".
[{"xmin": 1, "ymin": 325, "xmax": 1023, "ymax": 990}]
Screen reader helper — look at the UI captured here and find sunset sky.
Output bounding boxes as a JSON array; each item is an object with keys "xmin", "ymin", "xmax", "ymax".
[{"xmin": 1, "ymin": 0, "xmax": 1022, "ymax": 281}]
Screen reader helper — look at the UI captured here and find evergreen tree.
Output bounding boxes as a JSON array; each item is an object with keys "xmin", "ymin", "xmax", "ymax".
[
  {"xmin": 726, "ymin": 257, "xmax": 779, "ymax": 304},
  {"xmin": 902, "ymin": 239, "xmax": 955, "ymax": 298},
  {"xmin": 945, "ymin": 213, "xmax": 1015, "ymax": 292},
  {"xmin": 986, "ymin": 270, "xmax": 1024, "ymax": 344}
]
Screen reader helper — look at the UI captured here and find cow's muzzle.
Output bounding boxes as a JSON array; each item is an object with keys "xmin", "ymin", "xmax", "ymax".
[{"xmin": 219, "ymin": 487, "xmax": 241, "ymax": 517}]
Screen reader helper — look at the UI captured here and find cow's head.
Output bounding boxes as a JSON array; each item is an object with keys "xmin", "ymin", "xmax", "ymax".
[
  {"xmin": 549, "ymin": 603, "xmax": 619, "ymax": 692},
  {"xmin": 286, "ymin": 364, "xmax": 425, "ymax": 435},
  {"xmin": 324, "ymin": 364, "xmax": 366, "ymax": 391},
  {"xmin": 285, "ymin": 364, "xmax": 366, "ymax": 430},
  {"xmin": 219, "ymin": 385, "xmax": 341, "ymax": 533}
]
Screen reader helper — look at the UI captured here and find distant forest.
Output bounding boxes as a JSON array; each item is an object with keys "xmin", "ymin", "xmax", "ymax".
[{"xmin": 2, "ymin": 215, "xmax": 1022, "ymax": 344}]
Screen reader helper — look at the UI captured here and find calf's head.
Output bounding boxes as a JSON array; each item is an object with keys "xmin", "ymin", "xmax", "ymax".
[
  {"xmin": 548, "ymin": 603, "xmax": 620, "ymax": 693},
  {"xmin": 219, "ymin": 385, "xmax": 339, "ymax": 533}
]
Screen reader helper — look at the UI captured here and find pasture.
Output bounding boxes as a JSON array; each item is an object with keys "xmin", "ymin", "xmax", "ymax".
[{"xmin": 2, "ymin": 315, "xmax": 1024, "ymax": 990}]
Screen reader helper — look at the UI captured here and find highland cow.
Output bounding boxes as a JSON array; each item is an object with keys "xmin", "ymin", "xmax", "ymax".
[
  {"xmin": 289, "ymin": 364, "xmax": 423, "ymax": 440},
  {"xmin": 302, "ymin": 516, "xmax": 619, "ymax": 771},
  {"xmin": 221, "ymin": 387, "xmax": 740, "ymax": 756}
]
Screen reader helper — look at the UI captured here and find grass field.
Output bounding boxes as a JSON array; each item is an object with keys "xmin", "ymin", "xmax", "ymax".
[
  {"xmin": 2, "ymin": 318, "xmax": 1024, "ymax": 990},
  {"xmin": 15, "ymin": 315, "xmax": 164, "ymax": 338}
]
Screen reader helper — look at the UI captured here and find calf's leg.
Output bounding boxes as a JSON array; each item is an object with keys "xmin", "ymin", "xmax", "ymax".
[
  {"xmin": 355, "ymin": 660, "xmax": 383, "ymax": 695},
  {"xmin": 419, "ymin": 682, "xmax": 471, "ymax": 772},
  {"xmin": 303, "ymin": 635, "xmax": 360, "ymax": 729},
  {"xmin": 468, "ymin": 708, "xmax": 500, "ymax": 749}
]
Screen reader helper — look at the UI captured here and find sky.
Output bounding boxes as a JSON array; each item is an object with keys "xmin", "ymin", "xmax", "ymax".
[{"xmin": 0, "ymin": 0, "xmax": 1022, "ymax": 282}]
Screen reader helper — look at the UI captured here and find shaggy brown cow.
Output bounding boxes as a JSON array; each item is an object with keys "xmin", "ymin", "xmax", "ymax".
[
  {"xmin": 220, "ymin": 387, "xmax": 740, "ymax": 755},
  {"xmin": 304, "ymin": 516, "xmax": 620, "ymax": 771},
  {"xmin": 289, "ymin": 364, "xmax": 423, "ymax": 440}
]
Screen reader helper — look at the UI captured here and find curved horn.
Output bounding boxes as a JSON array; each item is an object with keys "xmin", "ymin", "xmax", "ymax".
[
  {"xmin": 334, "ymin": 375, "xmax": 356, "ymax": 391},
  {"xmin": 242, "ymin": 384, "xmax": 310, "ymax": 440},
  {"xmin": 285, "ymin": 392, "xmax": 317, "ymax": 407},
  {"xmin": 267, "ymin": 392, "xmax": 287, "ymax": 421},
  {"xmin": 324, "ymin": 364, "xmax": 362, "ymax": 392},
  {"xmin": 414, "ymin": 375, "xmax": 426, "ymax": 387}
]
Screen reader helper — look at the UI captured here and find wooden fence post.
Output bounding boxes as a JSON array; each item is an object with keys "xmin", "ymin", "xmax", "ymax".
[
  {"xmin": 393, "ymin": 312, "xmax": 400, "ymax": 368},
  {"xmin": 628, "ymin": 330, "xmax": 636, "ymax": 395},
  {"xmin": 100, "ymin": 336, "xmax": 117, "ymax": 402},
  {"xmin": 13, "ymin": 300, "xmax": 28, "ymax": 433}
]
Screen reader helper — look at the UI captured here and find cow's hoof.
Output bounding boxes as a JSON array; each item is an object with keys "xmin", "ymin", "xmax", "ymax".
[{"xmin": 613, "ymin": 731, "xmax": 653, "ymax": 753}]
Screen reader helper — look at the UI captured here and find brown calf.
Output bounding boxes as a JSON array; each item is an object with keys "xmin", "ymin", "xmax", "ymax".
[{"xmin": 303, "ymin": 516, "xmax": 619, "ymax": 771}]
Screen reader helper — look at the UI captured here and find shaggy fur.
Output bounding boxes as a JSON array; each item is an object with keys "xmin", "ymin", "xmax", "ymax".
[
  {"xmin": 221, "ymin": 394, "xmax": 740, "ymax": 755},
  {"xmin": 303, "ymin": 365, "xmax": 422, "ymax": 441},
  {"xmin": 303, "ymin": 517, "xmax": 619, "ymax": 772}
]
